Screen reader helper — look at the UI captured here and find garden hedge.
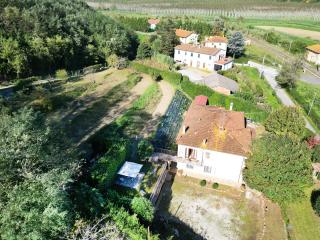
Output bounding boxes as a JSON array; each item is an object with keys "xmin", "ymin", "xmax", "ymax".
[{"xmin": 131, "ymin": 61, "xmax": 268, "ymax": 122}]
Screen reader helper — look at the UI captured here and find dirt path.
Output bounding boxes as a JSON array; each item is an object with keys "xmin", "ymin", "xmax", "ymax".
[
  {"xmin": 152, "ymin": 81, "xmax": 175, "ymax": 117},
  {"xmin": 140, "ymin": 80, "xmax": 175, "ymax": 138},
  {"xmin": 76, "ymin": 75, "xmax": 153, "ymax": 146}
]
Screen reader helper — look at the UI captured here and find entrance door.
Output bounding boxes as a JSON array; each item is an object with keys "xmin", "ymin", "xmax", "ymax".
[{"xmin": 190, "ymin": 60, "xmax": 193, "ymax": 67}]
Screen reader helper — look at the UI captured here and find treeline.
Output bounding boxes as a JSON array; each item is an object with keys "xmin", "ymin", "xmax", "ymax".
[
  {"xmin": 115, "ymin": 16, "xmax": 150, "ymax": 32},
  {"xmin": 0, "ymin": 0, "xmax": 138, "ymax": 82}
]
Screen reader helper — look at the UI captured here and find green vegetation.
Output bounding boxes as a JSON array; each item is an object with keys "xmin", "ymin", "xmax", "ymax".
[
  {"xmin": 265, "ymin": 107, "xmax": 306, "ymax": 141},
  {"xmin": 131, "ymin": 62, "xmax": 269, "ymax": 122},
  {"xmin": 55, "ymin": 69, "xmax": 68, "ymax": 80},
  {"xmin": 285, "ymin": 188, "xmax": 320, "ymax": 240},
  {"xmin": 221, "ymin": 66, "xmax": 281, "ymax": 110},
  {"xmin": 0, "ymin": 0, "xmax": 138, "ymax": 82},
  {"xmin": 227, "ymin": 32, "xmax": 245, "ymax": 58},
  {"xmin": 200, "ymin": 180, "xmax": 207, "ymax": 187},
  {"xmin": 131, "ymin": 197, "xmax": 155, "ymax": 223},
  {"xmin": 0, "ymin": 108, "xmax": 78, "ymax": 239},
  {"xmin": 234, "ymin": 45, "xmax": 282, "ymax": 67},
  {"xmin": 244, "ymin": 134, "xmax": 312, "ymax": 204},
  {"xmin": 212, "ymin": 182, "xmax": 219, "ymax": 189},
  {"xmin": 288, "ymin": 81, "xmax": 320, "ymax": 131}
]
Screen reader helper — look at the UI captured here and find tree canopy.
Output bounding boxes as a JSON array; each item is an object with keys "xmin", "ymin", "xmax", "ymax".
[
  {"xmin": 244, "ymin": 134, "xmax": 312, "ymax": 203},
  {"xmin": 264, "ymin": 106, "xmax": 306, "ymax": 140},
  {"xmin": 227, "ymin": 32, "xmax": 245, "ymax": 58},
  {"xmin": 0, "ymin": 0, "xmax": 138, "ymax": 81},
  {"xmin": 0, "ymin": 108, "xmax": 79, "ymax": 239}
]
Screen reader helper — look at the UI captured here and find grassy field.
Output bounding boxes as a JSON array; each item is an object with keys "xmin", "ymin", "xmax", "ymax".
[
  {"xmin": 237, "ymin": 19, "xmax": 320, "ymax": 32},
  {"xmin": 285, "ymin": 187, "xmax": 320, "ymax": 240},
  {"xmin": 235, "ymin": 45, "xmax": 283, "ymax": 67},
  {"xmin": 288, "ymin": 81, "xmax": 320, "ymax": 132}
]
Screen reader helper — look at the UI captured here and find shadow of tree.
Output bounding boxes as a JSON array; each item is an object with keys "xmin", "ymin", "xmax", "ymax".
[{"xmin": 151, "ymin": 173, "xmax": 206, "ymax": 240}]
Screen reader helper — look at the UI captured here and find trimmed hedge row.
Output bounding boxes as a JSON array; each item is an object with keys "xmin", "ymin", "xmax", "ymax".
[{"xmin": 131, "ymin": 61, "xmax": 268, "ymax": 122}]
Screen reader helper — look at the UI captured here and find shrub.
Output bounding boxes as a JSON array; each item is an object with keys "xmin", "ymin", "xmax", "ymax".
[
  {"xmin": 312, "ymin": 145, "xmax": 320, "ymax": 163},
  {"xmin": 14, "ymin": 76, "xmax": 38, "ymax": 91},
  {"xmin": 137, "ymin": 139, "xmax": 154, "ymax": 160},
  {"xmin": 151, "ymin": 71, "xmax": 161, "ymax": 81},
  {"xmin": 200, "ymin": 180, "xmax": 207, "ymax": 187},
  {"xmin": 311, "ymin": 190, "xmax": 320, "ymax": 216},
  {"xmin": 91, "ymin": 140, "xmax": 129, "ymax": 189},
  {"xmin": 212, "ymin": 182, "xmax": 219, "ymax": 189},
  {"xmin": 131, "ymin": 197, "xmax": 154, "ymax": 223},
  {"xmin": 55, "ymin": 69, "xmax": 68, "ymax": 80}
]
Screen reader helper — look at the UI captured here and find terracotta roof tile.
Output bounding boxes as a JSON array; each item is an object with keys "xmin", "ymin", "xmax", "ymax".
[
  {"xmin": 175, "ymin": 44, "xmax": 220, "ymax": 56},
  {"xmin": 306, "ymin": 44, "xmax": 320, "ymax": 54},
  {"xmin": 176, "ymin": 29, "xmax": 194, "ymax": 38},
  {"xmin": 206, "ymin": 36, "xmax": 228, "ymax": 43},
  {"xmin": 215, "ymin": 57, "xmax": 233, "ymax": 65},
  {"xmin": 176, "ymin": 100, "xmax": 254, "ymax": 156},
  {"xmin": 148, "ymin": 19, "xmax": 160, "ymax": 25}
]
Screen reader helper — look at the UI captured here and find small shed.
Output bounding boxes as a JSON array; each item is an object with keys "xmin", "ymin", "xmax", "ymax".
[
  {"xmin": 195, "ymin": 72, "xmax": 239, "ymax": 96},
  {"xmin": 115, "ymin": 161, "xmax": 145, "ymax": 189}
]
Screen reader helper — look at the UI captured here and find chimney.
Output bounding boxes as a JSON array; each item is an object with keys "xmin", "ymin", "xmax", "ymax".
[{"xmin": 229, "ymin": 102, "xmax": 234, "ymax": 111}]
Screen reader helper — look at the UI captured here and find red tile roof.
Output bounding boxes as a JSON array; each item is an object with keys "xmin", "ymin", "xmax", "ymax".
[
  {"xmin": 195, "ymin": 95, "xmax": 208, "ymax": 106},
  {"xmin": 175, "ymin": 44, "xmax": 220, "ymax": 56},
  {"xmin": 148, "ymin": 19, "xmax": 160, "ymax": 25},
  {"xmin": 215, "ymin": 57, "xmax": 234, "ymax": 65},
  {"xmin": 176, "ymin": 100, "xmax": 254, "ymax": 156},
  {"xmin": 206, "ymin": 36, "xmax": 228, "ymax": 43},
  {"xmin": 306, "ymin": 44, "xmax": 320, "ymax": 54},
  {"xmin": 176, "ymin": 29, "xmax": 194, "ymax": 38}
]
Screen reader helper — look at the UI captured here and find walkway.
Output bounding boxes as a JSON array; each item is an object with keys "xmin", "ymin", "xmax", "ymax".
[{"xmin": 248, "ymin": 61, "xmax": 316, "ymax": 133}]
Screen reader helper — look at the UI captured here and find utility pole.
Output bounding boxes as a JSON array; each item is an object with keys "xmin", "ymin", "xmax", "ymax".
[
  {"xmin": 308, "ymin": 92, "xmax": 317, "ymax": 116},
  {"xmin": 289, "ymin": 40, "xmax": 293, "ymax": 53}
]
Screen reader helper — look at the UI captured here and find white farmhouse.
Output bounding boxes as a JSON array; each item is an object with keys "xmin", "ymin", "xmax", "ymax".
[
  {"xmin": 175, "ymin": 29, "xmax": 199, "ymax": 44},
  {"xmin": 204, "ymin": 36, "xmax": 228, "ymax": 52},
  {"xmin": 175, "ymin": 96, "xmax": 254, "ymax": 187},
  {"xmin": 174, "ymin": 44, "xmax": 233, "ymax": 71},
  {"xmin": 306, "ymin": 44, "xmax": 320, "ymax": 65},
  {"xmin": 148, "ymin": 19, "xmax": 160, "ymax": 30}
]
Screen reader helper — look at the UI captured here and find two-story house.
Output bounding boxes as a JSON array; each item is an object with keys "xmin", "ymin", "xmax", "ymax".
[
  {"xmin": 175, "ymin": 29, "xmax": 199, "ymax": 44},
  {"xmin": 174, "ymin": 44, "xmax": 227, "ymax": 71},
  {"xmin": 204, "ymin": 36, "xmax": 228, "ymax": 52},
  {"xmin": 175, "ymin": 96, "xmax": 254, "ymax": 187}
]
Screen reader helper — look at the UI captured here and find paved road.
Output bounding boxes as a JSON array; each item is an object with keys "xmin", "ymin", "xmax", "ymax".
[
  {"xmin": 248, "ymin": 61, "xmax": 316, "ymax": 133},
  {"xmin": 250, "ymin": 37, "xmax": 320, "ymax": 85}
]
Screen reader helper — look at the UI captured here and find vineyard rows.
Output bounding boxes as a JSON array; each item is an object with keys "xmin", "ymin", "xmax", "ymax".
[
  {"xmin": 88, "ymin": 2, "xmax": 320, "ymax": 21},
  {"xmin": 153, "ymin": 91, "xmax": 191, "ymax": 150}
]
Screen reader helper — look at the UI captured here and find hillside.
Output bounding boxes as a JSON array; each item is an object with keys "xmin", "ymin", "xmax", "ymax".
[{"xmin": 0, "ymin": 0, "xmax": 138, "ymax": 81}]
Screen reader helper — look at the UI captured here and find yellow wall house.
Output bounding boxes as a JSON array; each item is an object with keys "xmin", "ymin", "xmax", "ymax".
[{"xmin": 306, "ymin": 44, "xmax": 320, "ymax": 65}]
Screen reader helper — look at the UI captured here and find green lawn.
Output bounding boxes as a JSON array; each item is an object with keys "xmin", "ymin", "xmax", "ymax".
[
  {"xmin": 285, "ymin": 187, "xmax": 320, "ymax": 240},
  {"xmin": 235, "ymin": 45, "xmax": 282, "ymax": 67},
  {"xmin": 288, "ymin": 81, "xmax": 320, "ymax": 132}
]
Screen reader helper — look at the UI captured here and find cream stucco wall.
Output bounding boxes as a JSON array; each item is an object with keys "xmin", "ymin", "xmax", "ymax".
[
  {"xmin": 179, "ymin": 33, "xmax": 199, "ymax": 44},
  {"xmin": 177, "ymin": 144, "xmax": 245, "ymax": 187},
  {"xmin": 174, "ymin": 49, "xmax": 224, "ymax": 71},
  {"xmin": 306, "ymin": 51, "xmax": 320, "ymax": 65},
  {"xmin": 205, "ymin": 42, "xmax": 228, "ymax": 51}
]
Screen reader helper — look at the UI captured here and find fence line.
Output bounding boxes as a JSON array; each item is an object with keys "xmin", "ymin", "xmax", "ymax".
[{"xmin": 149, "ymin": 162, "xmax": 168, "ymax": 206}]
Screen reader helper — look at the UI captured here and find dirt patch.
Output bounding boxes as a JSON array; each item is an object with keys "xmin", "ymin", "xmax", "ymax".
[{"xmin": 257, "ymin": 26, "xmax": 320, "ymax": 41}]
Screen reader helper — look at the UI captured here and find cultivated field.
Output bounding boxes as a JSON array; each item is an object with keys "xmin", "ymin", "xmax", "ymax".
[
  {"xmin": 257, "ymin": 26, "xmax": 320, "ymax": 41},
  {"xmin": 88, "ymin": 0, "xmax": 320, "ymax": 20}
]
